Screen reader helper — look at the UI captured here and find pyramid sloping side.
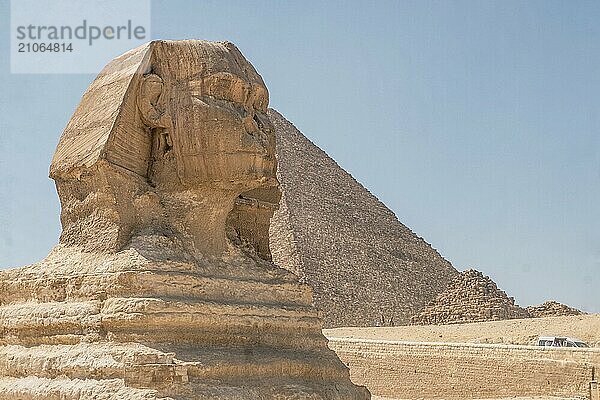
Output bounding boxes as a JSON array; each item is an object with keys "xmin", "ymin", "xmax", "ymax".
[{"xmin": 268, "ymin": 109, "xmax": 458, "ymax": 327}]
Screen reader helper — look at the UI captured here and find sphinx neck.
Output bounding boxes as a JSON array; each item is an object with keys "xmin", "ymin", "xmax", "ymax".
[{"xmin": 161, "ymin": 188, "xmax": 238, "ymax": 258}]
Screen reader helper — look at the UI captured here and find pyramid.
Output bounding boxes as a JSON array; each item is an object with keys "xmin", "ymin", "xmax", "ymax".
[
  {"xmin": 526, "ymin": 301, "xmax": 584, "ymax": 318},
  {"xmin": 0, "ymin": 41, "xmax": 369, "ymax": 399},
  {"xmin": 410, "ymin": 269, "xmax": 530, "ymax": 325},
  {"xmin": 267, "ymin": 110, "xmax": 459, "ymax": 327}
]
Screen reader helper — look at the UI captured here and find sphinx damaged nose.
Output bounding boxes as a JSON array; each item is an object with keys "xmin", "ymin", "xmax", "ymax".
[
  {"xmin": 253, "ymin": 112, "xmax": 274, "ymax": 134},
  {"xmin": 243, "ymin": 113, "xmax": 260, "ymax": 135},
  {"xmin": 240, "ymin": 108, "xmax": 274, "ymax": 156},
  {"xmin": 241, "ymin": 124, "xmax": 268, "ymax": 154}
]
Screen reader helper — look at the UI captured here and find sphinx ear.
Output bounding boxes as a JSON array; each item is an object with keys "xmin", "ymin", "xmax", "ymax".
[{"xmin": 138, "ymin": 73, "xmax": 170, "ymax": 128}]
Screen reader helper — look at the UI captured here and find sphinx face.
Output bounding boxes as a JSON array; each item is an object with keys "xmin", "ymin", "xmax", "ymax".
[{"xmin": 170, "ymin": 70, "xmax": 276, "ymax": 191}]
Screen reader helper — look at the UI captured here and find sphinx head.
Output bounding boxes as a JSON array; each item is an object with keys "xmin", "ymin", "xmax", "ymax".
[
  {"xmin": 140, "ymin": 41, "xmax": 276, "ymax": 191},
  {"xmin": 50, "ymin": 40, "xmax": 279, "ymax": 257}
]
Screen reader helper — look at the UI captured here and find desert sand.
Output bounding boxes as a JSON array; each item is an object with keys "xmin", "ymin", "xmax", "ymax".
[
  {"xmin": 325, "ymin": 314, "xmax": 600, "ymax": 347},
  {"xmin": 373, "ymin": 397, "xmax": 580, "ymax": 400}
]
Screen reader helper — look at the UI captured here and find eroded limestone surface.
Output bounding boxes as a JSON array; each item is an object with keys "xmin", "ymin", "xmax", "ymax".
[{"xmin": 0, "ymin": 40, "xmax": 369, "ymax": 400}]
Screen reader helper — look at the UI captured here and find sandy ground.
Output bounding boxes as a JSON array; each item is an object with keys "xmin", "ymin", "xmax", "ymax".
[
  {"xmin": 324, "ymin": 314, "xmax": 600, "ymax": 347},
  {"xmin": 372, "ymin": 397, "xmax": 581, "ymax": 400}
]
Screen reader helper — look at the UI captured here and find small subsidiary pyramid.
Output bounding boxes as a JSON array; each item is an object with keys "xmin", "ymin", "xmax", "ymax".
[
  {"xmin": 526, "ymin": 301, "xmax": 584, "ymax": 318},
  {"xmin": 267, "ymin": 109, "xmax": 459, "ymax": 327},
  {"xmin": 410, "ymin": 269, "xmax": 530, "ymax": 325}
]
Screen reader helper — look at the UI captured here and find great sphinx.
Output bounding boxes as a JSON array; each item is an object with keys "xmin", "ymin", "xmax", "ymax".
[{"xmin": 0, "ymin": 40, "xmax": 369, "ymax": 400}]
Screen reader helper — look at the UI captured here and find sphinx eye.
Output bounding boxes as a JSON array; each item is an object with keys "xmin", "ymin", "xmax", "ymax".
[
  {"xmin": 203, "ymin": 72, "xmax": 249, "ymax": 105},
  {"xmin": 205, "ymin": 74, "xmax": 234, "ymax": 101}
]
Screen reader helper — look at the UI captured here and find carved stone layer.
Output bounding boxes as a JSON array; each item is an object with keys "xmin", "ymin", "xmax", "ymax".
[{"xmin": 0, "ymin": 245, "xmax": 365, "ymax": 399}]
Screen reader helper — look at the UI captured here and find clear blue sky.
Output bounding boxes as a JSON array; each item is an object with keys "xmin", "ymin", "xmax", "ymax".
[{"xmin": 0, "ymin": 0, "xmax": 598, "ymax": 312}]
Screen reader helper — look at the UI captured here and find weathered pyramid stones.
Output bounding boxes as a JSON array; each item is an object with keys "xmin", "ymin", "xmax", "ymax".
[
  {"xmin": 526, "ymin": 301, "xmax": 584, "ymax": 318},
  {"xmin": 410, "ymin": 269, "xmax": 530, "ymax": 325},
  {"xmin": 0, "ymin": 40, "xmax": 369, "ymax": 400},
  {"xmin": 266, "ymin": 110, "xmax": 459, "ymax": 327}
]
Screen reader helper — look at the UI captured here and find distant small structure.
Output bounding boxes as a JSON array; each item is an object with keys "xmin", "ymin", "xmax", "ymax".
[
  {"xmin": 527, "ymin": 301, "xmax": 584, "ymax": 318},
  {"xmin": 410, "ymin": 269, "xmax": 530, "ymax": 325}
]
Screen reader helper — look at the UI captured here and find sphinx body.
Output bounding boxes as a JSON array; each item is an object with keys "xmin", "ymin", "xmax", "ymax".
[{"xmin": 0, "ymin": 40, "xmax": 369, "ymax": 400}]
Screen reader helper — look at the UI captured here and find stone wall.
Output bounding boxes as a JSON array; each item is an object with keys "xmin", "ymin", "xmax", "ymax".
[
  {"xmin": 268, "ymin": 109, "xmax": 458, "ymax": 327},
  {"xmin": 328, "ymin": 337, "xmax": 600, "ymax": 399}
]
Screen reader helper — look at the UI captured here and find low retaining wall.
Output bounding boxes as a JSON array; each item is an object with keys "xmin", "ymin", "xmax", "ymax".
[{"xmin": 327, "ymin": 338, "xmax": 600, "ymax": 399}]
